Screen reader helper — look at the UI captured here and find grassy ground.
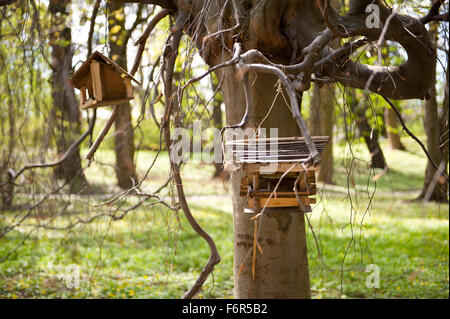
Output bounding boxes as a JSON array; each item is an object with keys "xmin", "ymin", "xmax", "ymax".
[{"xmin": 0, "ymin": 138, "xmax": 448, "ymax": 299}]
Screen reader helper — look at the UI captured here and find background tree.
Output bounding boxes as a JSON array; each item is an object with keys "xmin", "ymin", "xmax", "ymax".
[
  {"xmin": 419, "ymin": 22, "xmax": 449, "ymax": 202},
  {"xmin": 348, "ymin": 90, "xmax": 387, "ymax": 170},
  {"xmin": 309, "ymin": 84, "xmax": 335, "ymax": 183},
  {"xmin": 106, "ymin": 2, "xmax": 143, "ymax": 189},
  {"xmin": 49, "ymin": 0, "xmax": 88, "ymax": 192},
  {"xmin": 210, "ymin": 74, "xmax": 227, "ymax": 179},
  {"xmin": 384, "ymin": 106, "xmax": 406, "ymax": 151},
  {"xmin": 0, "ymin": 49, "xmax": 15, "ymax": 209}
]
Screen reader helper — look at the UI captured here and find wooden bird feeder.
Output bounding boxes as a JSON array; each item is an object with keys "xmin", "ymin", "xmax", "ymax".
[
  {"xmin": 226, "ymin": 136, "xmax": 330, "ymax": 213},
  {"xmin": 71, "ymin": 51, "xmax": 140, "ymax": 110}
]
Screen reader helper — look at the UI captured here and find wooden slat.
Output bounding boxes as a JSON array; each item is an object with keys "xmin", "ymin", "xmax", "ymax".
[
  {"xmin": 242, "ymin": 184, "xmax": 317, "ymax": 196},
  {"xmin": 80, "ymin": 86, "xmax": 87, "ymax": 105},
  {"xmin": 80, "ymin": 97, "xmax": 132, "ymax": 110},
  {"xmin": 90, "ymin": 61, "xmax": 103, "ymax": 102},
  {"xmin": 251, "ymin": 173, "xmax": 315, "ymax": 180},
  {"xmin": 125, "ymin": 78, "xmax": 133, "ymax": 99},
  {"xmin": 248, "ymin": 190, "xmax": 316, "ymax": 197},
  {"xmin": 252, "ymin": 173, "xmax": 260, "ymax": 210},
  {"xmin": 248, "ymin": 197, "xmax": 316, "ymax": 209},
  {"xmin": 243, "ymin": 163, "xmax": 319, "ymax": 173}
]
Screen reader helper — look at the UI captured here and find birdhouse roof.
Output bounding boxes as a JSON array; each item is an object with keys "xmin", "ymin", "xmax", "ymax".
[{"xmin": 71, "ymin": 51, "xmax": 141, "ymax": 88}]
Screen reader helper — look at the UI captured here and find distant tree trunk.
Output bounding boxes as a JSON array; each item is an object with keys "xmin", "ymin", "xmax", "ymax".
[
  {"xmin": 210, "ymin": 75, "xmax": 227, "ymax": 179},
  {"xmin": 384, "ymin": 107, "xmax": 406, "ymax": 151},
  {"xmin": 107, "ymin": 2, "xmax": 138, "ymax": 190},
  {"xmin": 0, "ymin": 75, "xmax": 15, "ymax": 208},
  {"xmin": 0, "ymin": 170, "xmax": 14, "ymax": 209},
  {"xmin": 419, "ymin": 23, "xmax": 448, "ymax": 202},
  {"xmin": 349, "ymin": 91, "xmax": 387, "ymax": 170},
  {"xmin": 49, "ymin": 0, "xmax": 88, "ymax": 193},
  {"xmin": 309, "ymin": 84, "xmax": 334, "ymax": 184}
]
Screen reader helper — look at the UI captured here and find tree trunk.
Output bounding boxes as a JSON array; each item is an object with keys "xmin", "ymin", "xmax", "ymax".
[
  {"xmin": 309, "ymin": 84, "xmax": 335, "ymax": 184},
  {"xmin": 216, "ymin": 66, "xmax": 311, "ymax": 299},
  {"xmin": 108, "ymin": 2, "xmax": 138, "ymax": 190},
  {"xmin": 49, "ymin": 0, "xmax": 88, "ymax": 193},
  {"xmin": 210, "ymin": 75, "xmax": 227, "ymax": 179},
  {"xmin": 419, "ymin": 23, "xmax": 448, "ymax": 202},
  {"xmin": 349, "ymin": 91, "xmax": 387, "ymax": 170},
  {"xmin": 0, "ymin": 44, "xmax": 15, "ymax": 209},
  {"xmin": 384, "ymin": 107, "xmax": 406, "ymax": 151},
  {"xmin": 358, "ymin": 117, "xmax": 386, "ymax": 170},
  {"xmin": 0, "ymin": 170, "xmax": 14, "ymax": 209}
]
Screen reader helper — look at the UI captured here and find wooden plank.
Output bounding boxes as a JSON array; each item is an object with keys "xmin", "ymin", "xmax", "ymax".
[
  {"xmin": 242, "ymin": 184, "xmax": 317, "ymax": 195},
  {"xmin": 102, "ymin": 65, "xmax": 127, "ymax": 99},
  {"xmin": 252, "ymin": 173, "xmax": 260, "ymax": 210},
  {"xmin": 124, "ymin": 78, "xmax": 133, "ymax": 99},
  {"xmin": 248, "ymin": 196, "xmax": 316, "ymax": 209},
  {"xmin": 243, "ymin": 163, "xmax": 319, "ymax": 173},
  {"xmin": 248, "ymin": 190, "xmax": 316, "ymax": 197},
  {"xmin": 80, "ymin": 97, "xmax": 132, "ymax": 110},
  {"xmin": 90, "ymin": 61, "xmax": 103, "ymax": 102},
  {"xmin": 256, "ymin": 173, "xmax": 315, "ymax": 182},
  {"xmin": 80, "ymin": 86, "xmax": 87, "ymax": 105}
]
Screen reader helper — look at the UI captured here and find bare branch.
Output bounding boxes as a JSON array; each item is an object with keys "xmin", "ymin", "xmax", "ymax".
[
  {"xmin": 0, "ymin": 0, "xmax": 18, "ymax": 6},
  {"xmin": 318, "ymin": 2, "xmax": 436, "ymax": 99},
  {"xmin": 86, "ymin": 106, "xmax": 119, "ymax": 160},
  {"xmin": 131, "ymin": 8, "xmax": 169, "ymax": 75},
  {"xmin": 161, "ymin": 13, "xmax": 221, "ymax": 299},
  {"xmin": 0, "ymin": 110, "xmax": 97, "ymax": 187},
  {"xmin": 87, "ymin": 0, "xmax": 101, "ymax": 57},
  {"xmin": 383, "ymin": 96, "xmax": 449, "ymax": 182},
  {"xmin": 109, "ymin": 0, "xmax": 175, "ymax": 10},
  {"xmin": 420, "ymin": 0, "xmax": 449, "ymax": 24}
]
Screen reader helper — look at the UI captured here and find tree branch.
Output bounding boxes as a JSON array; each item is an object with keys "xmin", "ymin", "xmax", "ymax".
[
  {"xmin": 420, "ymin": 0, "xmax": 449, "ymax": 25},
  {"xmin": 109, "ymin": 0, "xmax": 175, "ymax": 10},
  {"xmin": 0, "ymin": 110, "xmax": 97, "ymax": 187},
  {"xmin": 317, "ymin": 1, "xmax": 436, "ymax": 99},
  {"xmin": 0, "ymin": 0, "xmax": 18, "ymax": 6},
  {"xmin": 131, "ymin": 8, "xmax": 169, "ymax": 75},
  {"xmin": 383, "ymin": 96, "xmax": 449, "ymax": 182},
  {"xmin": 87, "ymin": 0, "xmax": 101, "ymax": 57},
  {"xmin": 161, "ymin": 13, "xmax": 221, "ymax": 299}
]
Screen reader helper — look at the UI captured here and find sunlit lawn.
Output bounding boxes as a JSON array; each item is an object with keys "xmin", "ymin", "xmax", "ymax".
[{"xmin": 0, "ymin": 138, "xmax": 448, "ymax": 299}]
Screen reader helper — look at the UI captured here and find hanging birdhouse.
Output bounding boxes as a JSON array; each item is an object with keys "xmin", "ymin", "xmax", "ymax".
[
  {"xmin": 226, "ymin": 136, "xmax": 329, "ymax": 213},
  {"xmin": 71, "ymin": 51, "xmax": 140, "ymax": 109}
]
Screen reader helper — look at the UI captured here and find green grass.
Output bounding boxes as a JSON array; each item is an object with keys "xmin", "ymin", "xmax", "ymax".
[{"xmin": 0, "ymin": 138, "xmax": 448, "ymax": 299}]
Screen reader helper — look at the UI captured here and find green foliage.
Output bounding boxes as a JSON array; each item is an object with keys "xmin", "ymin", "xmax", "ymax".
[{"xmin": 0, "ymin": 138, "xmax": 448, "ymax": 299}]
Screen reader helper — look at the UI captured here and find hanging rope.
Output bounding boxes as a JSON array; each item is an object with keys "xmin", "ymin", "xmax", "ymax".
[{"xmin": 101, "ymin": 0, "xmax": 109, "ymax": 56}]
